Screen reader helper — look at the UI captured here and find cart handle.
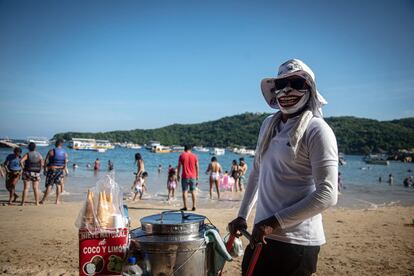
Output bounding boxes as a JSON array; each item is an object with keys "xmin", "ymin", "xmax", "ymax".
[{"xmin": 158, "ymin": 210, "xmax": 188, "ymax": 223}]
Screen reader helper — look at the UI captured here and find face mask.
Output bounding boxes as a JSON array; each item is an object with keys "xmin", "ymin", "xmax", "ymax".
[{"xmin": 276, "ymin": 88, "xmax": 310, "ymax": 114}]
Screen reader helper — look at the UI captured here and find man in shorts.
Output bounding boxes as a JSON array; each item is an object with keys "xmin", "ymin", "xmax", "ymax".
[
  {"xmin": 177, "ymin": 145, "xmax": 199, "ymax": 211},
  {"xmin": 40, "ymin": 139, "xmax": 68, "ymax": 204},
  {"xmin": 20, "ymin": 142, "xmax": 44, "ymax": 206}
]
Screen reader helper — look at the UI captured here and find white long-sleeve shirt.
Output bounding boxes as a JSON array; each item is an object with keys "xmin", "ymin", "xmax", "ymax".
[{"xmin": 238, "ymin": 114, "xmax": 338, "ymax": 246}]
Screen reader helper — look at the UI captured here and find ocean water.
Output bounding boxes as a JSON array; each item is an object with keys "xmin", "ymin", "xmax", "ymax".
[{"xmin": 1, "ymin": 146, "xmax": 413, "ymax": 209}]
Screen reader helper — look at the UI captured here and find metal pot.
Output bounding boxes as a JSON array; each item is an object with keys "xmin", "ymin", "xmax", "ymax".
[{"xmin": 131, "ymin": 210, "xmax": 210, "ymax": 276}]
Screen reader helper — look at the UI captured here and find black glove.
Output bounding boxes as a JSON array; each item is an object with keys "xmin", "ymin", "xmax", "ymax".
[
  {"xmin": 251, "ymin": 216, "xmax": 280, "ymax": 248},
  {"xmin": 228, "ymin": 216, "xmax": 247, "ymax": 237}
]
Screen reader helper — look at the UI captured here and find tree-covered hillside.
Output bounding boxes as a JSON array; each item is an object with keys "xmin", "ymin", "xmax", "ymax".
[{"xmin": 53, "ymin": 113, "xmax": 414, "ymax": 155}]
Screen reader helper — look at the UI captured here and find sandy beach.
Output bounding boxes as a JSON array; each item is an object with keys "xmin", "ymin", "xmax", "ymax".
[{"xmin": 0, "ymin": 198, "xmax": 413, "ymax": 276}]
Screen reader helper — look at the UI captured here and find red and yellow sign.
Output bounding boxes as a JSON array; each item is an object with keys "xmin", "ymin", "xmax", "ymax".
[{"xmin": 79, "ymin": 228, "xmax": 128, "ymax": 276}]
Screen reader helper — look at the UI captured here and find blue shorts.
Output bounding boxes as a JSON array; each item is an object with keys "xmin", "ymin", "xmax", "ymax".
[{"xmin": 181, "ymin": 178, "xmax": 196, "ymax": 192}]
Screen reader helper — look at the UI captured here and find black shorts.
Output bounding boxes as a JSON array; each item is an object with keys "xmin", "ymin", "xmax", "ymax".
[{"xmin": 242, "ymin": 239, "xmax": 320, "ymax": 276}]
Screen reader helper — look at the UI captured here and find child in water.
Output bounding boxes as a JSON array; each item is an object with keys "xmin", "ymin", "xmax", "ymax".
[
  {"xmin": 167, "ymin": 168, "xmax": 177, "ymax": 201},
  {"xmin": 132, "ymin": 171, "xmax": 148, "ymax": 201}
]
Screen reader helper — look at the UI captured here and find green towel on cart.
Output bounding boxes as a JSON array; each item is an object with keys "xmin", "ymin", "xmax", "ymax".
[{"xmin": 204, "ymin": 228, "xmax": 233, "ymax": 276}]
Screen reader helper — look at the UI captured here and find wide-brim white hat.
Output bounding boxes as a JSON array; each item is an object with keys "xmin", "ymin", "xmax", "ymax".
[{"xmin": 261, "ymin": 59, "xmax": 327, "ymax": 115}]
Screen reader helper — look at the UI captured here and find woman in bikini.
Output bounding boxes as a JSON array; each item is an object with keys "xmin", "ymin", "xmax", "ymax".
[
  {"xmin": 134, "ymin": 153, "xmax": 145, "ymax": 178},
  {"xmin": 206, "ymin": 156, "xmax": 222, "ymax": 200}
]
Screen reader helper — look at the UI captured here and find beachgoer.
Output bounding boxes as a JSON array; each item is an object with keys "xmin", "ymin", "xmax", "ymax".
[
  {"xmin": 168, "ymin": 164, "xmax": 174, "ymax": 174},
  {"xmin": 19, "ymin": 142, "xmax": 44, "ymax": 206},
  {"xmin": 72, "ymin": 163, "xmax": 78, "ymax": 170},
  {"xmin": 134, "ymin": 153, "xmax": 145, "ymax": 178},
  {"xmin": 378, "ymin": 176, "xmax": 382, "ymax": 182},
  {"xmin": 94, "ymin": 158, "xmax": 100, "ymax": 171},
  {"xmin": 403, "ymin": 176, "xmax": 413, "ymax": 187},
  {"xmin": 338, "ymin": 172, "xmax": 343, "ymax": 193},
  {"xmin": 206, "ymin": 156, "xmax": 222, "ymax": 199},
  {"xmin": 108, "ymin": 160, "xmax": 114, "ymax": 171},
  {"xmin": 86, "ymin": 163, "xmax": 91, "ymax": 169},
  {"xmin": 388, "ymin": 173, "xmax": 394, "ymax": 186},
  {"xmin": 3, "ymin": 147, "xmax": 22, "ymax": 205},
  {"xmin": 167, "ymin": 168, "xmax": 177, "ymax": 201},
  {"xmin": 177, "ymin": 145, "xmax": 199, "ymax": 211},
  {"xmin": 230, "ymin": 160, "xmax": 240, "ymax": 192},
  {"xmin": 228, "ymin": 59, "xmax": 338, "ymax": 275},
  {"xmin": 220, "ymin": 171, "xmax": 233, "ymax": 191},
  {"xmin": 158, "ymin": 164, "xmax": 162, "ymax": 174},
  {"xmin": 238, "ymin": 157, "xmax": 248, "ymax": 191},
  {"xmin": 40, "ymin": 139, "xmax": 68, "ymax": 204},
  {"xmin": 132, "ymin": 171, "xmax": 148, "ymax": 201}
]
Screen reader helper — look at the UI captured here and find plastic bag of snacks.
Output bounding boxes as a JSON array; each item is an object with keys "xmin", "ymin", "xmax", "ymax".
[{"xmin": 75, "ymin": 173, "xmax": 129, "ymax": 276}]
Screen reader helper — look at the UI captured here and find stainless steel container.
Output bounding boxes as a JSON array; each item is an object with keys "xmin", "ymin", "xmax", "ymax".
[{"xmin": 131, "ymin": 210, "xmax": 209, "ymax": 276}]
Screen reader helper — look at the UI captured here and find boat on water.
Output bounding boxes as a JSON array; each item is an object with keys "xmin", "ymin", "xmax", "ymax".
[
  {"xmin": 363, "ymin": 154, "xmax": 389, "ymax": 165},
  {"xmin": 68, "ymin": 138, "xmax": 96, "ymax": 151},
  {"xmin": 0, "ymin": 139, "xmax": 20, "ymax": 148},
  {"xmin": 151, "ymin": 145, "xmax": 172, "ymax": 153},
  {"xmin": 27, "ymin": 137, "xmax": 50, "ymax": 147},
  {"xmin": 126, "ymin": 143, "xmax": 142, "ymax": 149},
  {"xmin": 95, "ymin": 140, "xmax": 115, "ymax": 150},
  {"xmin": 69, "ymin": 138, "xmax": 112, "ymax": 152},
  {"xmin": 170, "ymin": 145, "xmax": 184, "ymax": 152},
  {"xmin": 193, "ymin": 146, "xmax": 209, "ymax": 153},
  {"xmin": 146, "ymin": 141, "xmax": 161, "ymax": 151},
  {"xmin": 211, "ymin": 148, "xmax": 225, "ymax": 156},
  {"xmin": 233, "ymin": 147, "xmax": 255, "ymax": 157}
]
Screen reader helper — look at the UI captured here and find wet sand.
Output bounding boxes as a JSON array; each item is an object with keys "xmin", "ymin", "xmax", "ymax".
[{"xmin": 0, "ymin": 198, "xmax": 413, "ymax": 275}]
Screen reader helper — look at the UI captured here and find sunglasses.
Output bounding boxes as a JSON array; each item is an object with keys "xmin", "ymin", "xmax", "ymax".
[{"xmin": 274, "ymin": 77, "xmax": 308, "ymax": 90}]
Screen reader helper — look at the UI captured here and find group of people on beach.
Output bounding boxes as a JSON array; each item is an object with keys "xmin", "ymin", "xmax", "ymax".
[
  {"xmin": 2, "ymin": 139, "xmax": 68, "ymax": 205},
  {"xmin": 130, "ymin": 148, "xmax": 249, "ymax": 207}
]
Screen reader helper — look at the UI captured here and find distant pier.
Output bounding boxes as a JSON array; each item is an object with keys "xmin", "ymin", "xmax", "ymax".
[{"xmin": 0, "ymin": 140, "xmax": 19, "ymax": 148}]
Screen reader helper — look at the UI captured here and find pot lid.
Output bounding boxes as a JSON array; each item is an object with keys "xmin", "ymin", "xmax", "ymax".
[{"xmin": 140, "ymin": 211, "xmax": 206, "ymax": 235}]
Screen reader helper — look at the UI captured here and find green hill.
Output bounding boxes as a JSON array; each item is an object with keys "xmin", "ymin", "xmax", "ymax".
[{"xmin": 53, "ymin": 113, "xmax": 414, "ymax": 155}]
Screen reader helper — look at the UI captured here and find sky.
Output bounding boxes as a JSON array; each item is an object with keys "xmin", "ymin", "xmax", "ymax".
[{"xmin": 0, "ymin": 0, "xmax": 413, "ymax": 139}]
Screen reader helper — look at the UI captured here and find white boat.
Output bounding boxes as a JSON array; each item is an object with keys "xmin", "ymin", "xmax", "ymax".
[
  {"xmin": 364, "ymin": 154, "xmax": 389, "ymax": 165},
  {"xmin": 69, "ymin": 138, "xmax": 96, "ymax": 151},
  {"xmin": 211, "ymin": 148, "xmax": 225, "ymax": 156},
  {"xmin": 126, "ymin": 143, "xmax": 142, "ymax": 149},
  {"xmin": 69, "ymin": 138, "xmax": 113, "ymax": 152},
  {"xmin": 146, "ymin": 141, "xmax": 161, "ymax": 150},
  {"xmin": 193, "ymin": 146, "xmax": 209, "ymax": 153},
  {"xmin": 233, "ymin": 147, "xmax": 255, "ymax": 156},
  {"xmin": 151, "ymin": 145, "xmax": 172, "ymax": 153},
  {"xmin": 95, "ymin": 140, "xmax": 115, "ymax": 150},
  {"xmin": 27, "ymin": 137, "xmax": 50, "ymax": 147},
  {"xmin": 171, "ymin": 145, "xmax": 184, "ymax": 152}
]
